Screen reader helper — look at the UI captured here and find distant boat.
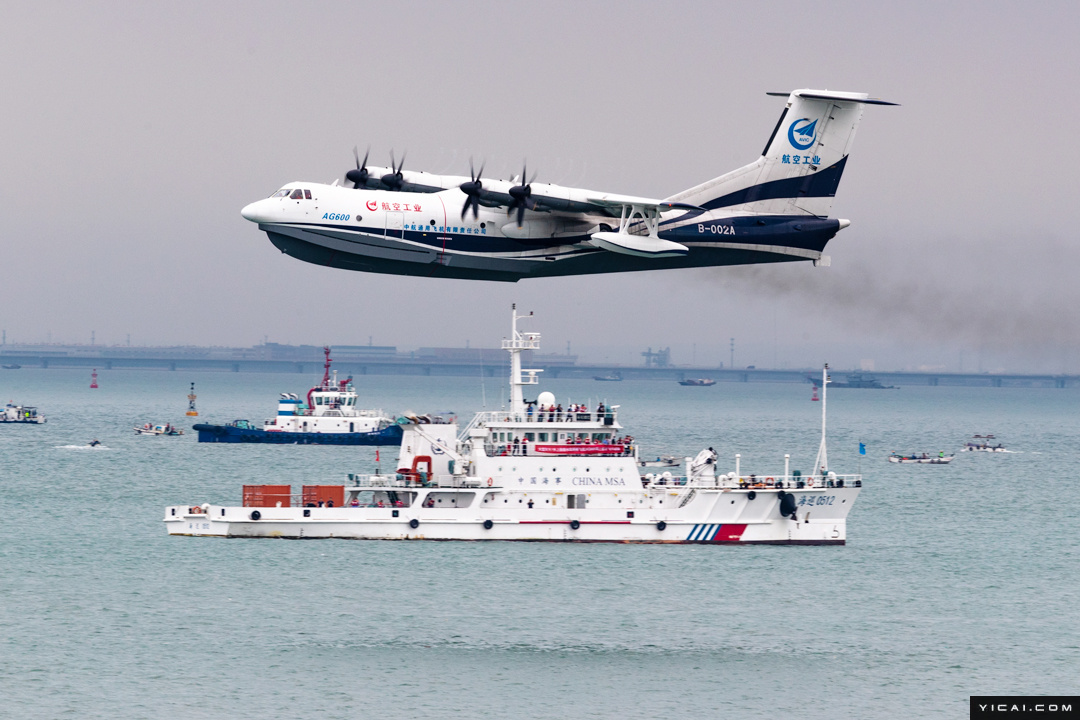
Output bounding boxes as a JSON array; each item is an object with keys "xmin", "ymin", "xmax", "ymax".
[
  {"xmin": 135, "ymin": 423, "xmax": 184, "ymax": 436},
  {"xmin": 638, "ymin": 455, "xmax": 680, "ymax": 468},
  {"xmin": 679, "ymin": 378, "xmax": 716, "ymax": 386},
  {"xmin": 1, "ymin": 364, "xmax": 21, "ymax": 369},
  {"xmin": 889, "ymin": 453, "xmax": 954, "ymax": 464},
  {"xmin": 829, "ymin": 373, "xmax": 895, "ymax": 389},
  {"xmin": 593, "ymin": 372, "xmax": 623, "ymax": 382},
  {"xmin": 962, "ymin": 435, "xmax": 1007, "ymax": 452}
]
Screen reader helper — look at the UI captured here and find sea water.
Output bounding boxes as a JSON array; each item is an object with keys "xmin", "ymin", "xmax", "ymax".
[{"xmin": 1, "ymin": 367, "xmax": 1077, "ymax": 719}]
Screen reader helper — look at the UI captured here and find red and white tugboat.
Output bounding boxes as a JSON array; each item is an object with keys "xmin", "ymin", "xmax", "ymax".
[{"xmin": 166, "ymin": 310, "xmax": 862, "ymax": 544}]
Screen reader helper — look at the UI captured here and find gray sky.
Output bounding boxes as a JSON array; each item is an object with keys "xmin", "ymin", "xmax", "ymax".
[{"xmin": 3, "ymin": 0, "xmax": 1079, "ymax": 373}]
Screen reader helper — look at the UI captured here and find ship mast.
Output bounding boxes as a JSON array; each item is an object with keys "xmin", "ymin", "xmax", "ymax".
[
  {"xmin": 813, "ymin": 363, "xmax": 830, "ymax": 476},
  {"xmin": 321, "ymin": 346, "xmax": 332, "ymax": 389},
  {"xmin": 502, "ymin": 304, "xmax": 541, "ymax": 414}
]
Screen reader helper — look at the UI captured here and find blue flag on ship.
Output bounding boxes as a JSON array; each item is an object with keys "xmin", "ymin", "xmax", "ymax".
[{"xmin": 859, "ymin": 443, "xmax": 866, "ymax": 455}]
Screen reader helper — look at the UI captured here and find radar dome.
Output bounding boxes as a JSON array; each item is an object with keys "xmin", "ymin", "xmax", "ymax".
[{"xmin": 537, "ymin": 391, "xmax": 556, "ymax": 407}]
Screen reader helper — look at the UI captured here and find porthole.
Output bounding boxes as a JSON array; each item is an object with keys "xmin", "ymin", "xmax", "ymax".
[
  {"xmin": 480, "ymin": 222, "xmax": 486, "ymax": 229},
  {"xmin": 430, "ymin": 219, "xmax": 436, "ymax": 226},
  {"xmin": 355, "ymin": 215, "xmax": 363, "ymax": 222}
]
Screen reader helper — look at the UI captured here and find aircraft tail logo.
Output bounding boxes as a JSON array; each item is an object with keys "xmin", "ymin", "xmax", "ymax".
[{"xmin": 788, "ymin": 118, "xmax": 818, "ymax": 150}]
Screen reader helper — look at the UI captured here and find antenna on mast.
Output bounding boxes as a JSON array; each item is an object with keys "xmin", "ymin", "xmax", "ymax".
[{"xmin": 812, "ymin": 364, "xmax": 830, "ymax": 477}]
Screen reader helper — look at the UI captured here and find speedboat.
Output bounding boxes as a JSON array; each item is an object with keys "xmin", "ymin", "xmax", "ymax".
[{"xmin": 678, "ymin": 378, "xmax": 716, "ymax": 386}]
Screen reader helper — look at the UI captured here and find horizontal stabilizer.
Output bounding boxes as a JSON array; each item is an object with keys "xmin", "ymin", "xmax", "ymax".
[
  {"xmin": 588, "ymin": 232, "xmax": 688, "ymax": 258},
  {"xmin": 765, "ymin": 90, "xmax": 899, "ymax": 106}
]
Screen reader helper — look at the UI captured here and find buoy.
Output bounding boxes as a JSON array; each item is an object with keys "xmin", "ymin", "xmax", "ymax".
[
  {"xmin": 810, "ymin": 384, "xmax": 819, "ymax": 401},
  {"xmin": 186, "ymin": 382, "xmax": 198, "ymax": 416},
  {"xmin": 90, "ymin": 369, "xmax": 98, "ymax": 389}
]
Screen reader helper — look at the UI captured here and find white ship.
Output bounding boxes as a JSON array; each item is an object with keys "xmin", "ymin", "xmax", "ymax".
[
  {"xmin": 166, "ymin": 310, "xmax": 862, "ymax": 545},
  {"xmin": 1, "ymin": 403, "xmax": 45, "ymax": 423}
]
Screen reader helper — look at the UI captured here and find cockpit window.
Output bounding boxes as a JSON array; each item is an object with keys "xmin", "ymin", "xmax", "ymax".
[
  {"xmin": 289, "ymin": 189, "xmax": 304, "ymax": 200},
  {"xmin": 304, "ymin": 189, "xmax": 312, "ymax": 200},
  {"xmin": 271, "ymin": 189, "xmax": 290, "ymax": 198}
]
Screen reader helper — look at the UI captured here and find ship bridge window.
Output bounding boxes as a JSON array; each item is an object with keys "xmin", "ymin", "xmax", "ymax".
[
  {"xmin": 304, "ymin": 189, "xmax": 312, "ymax": 199},
  {"xmin": 271, "ymin": 189, "xmax": 290, "ymax": 198},
  {"xmin": 289, "ymin": 188, "xmax": 304, "ymax": 200}
]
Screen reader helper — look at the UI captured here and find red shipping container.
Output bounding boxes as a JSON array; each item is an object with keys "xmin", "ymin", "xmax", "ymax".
[
  {"xmin": 302, "ymin": 485, "xmax": 345, "ymax": 508},
  {"xmin": 243, "ymin": 484, "xmax": 291, "ymax": 507}
]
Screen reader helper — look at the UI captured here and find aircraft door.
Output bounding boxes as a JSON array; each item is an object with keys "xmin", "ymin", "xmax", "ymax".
[{"xmin": 386, "ymin": 212, "xmax": 404, "ymax": 240}]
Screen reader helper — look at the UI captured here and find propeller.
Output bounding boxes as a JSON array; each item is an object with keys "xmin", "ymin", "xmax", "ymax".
[
  {"xmin": 380, "ymin": 150, "xmax": 407, "ymax": 191},
  {"xmin": 345, "ymin": 146, "xmax": 370, "ymax": 189},
  {"xmin": 459, "ymin": 158, "xmax": 486, "ymax": 220},
  {"xmin": 507, "ymin": 163, "xmax": 538, "ymax": 227}
]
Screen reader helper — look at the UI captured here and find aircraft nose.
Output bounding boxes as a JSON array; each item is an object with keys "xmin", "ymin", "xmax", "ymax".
[{"xmin": 241, "ymin": 201, "xmax": 262, "ymax": 222}]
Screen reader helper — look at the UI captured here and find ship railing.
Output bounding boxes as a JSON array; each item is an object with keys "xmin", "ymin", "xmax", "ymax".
[
  {"xmin": 645, "ymin": 473, "xmax": 864, "ymax": 489},
  {"xmin": 483, "ymin": 443, "xmax": 634, "ymax": 458},
  {"xmin": 463, "ymin": 409, "xmax": 618, "ymax": 426},
  {"xmin": 346, "ymin": 473, "xmax": 480, "ymax": 489}
]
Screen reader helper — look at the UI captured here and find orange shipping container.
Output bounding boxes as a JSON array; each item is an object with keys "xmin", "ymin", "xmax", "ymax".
[
  {"xmin": 243, "ymin": 484, "xmax": 291, "ymax": 507},
  {"xmin": 302, "ymin": 485, "xmax": 345, "ymax": 508}
]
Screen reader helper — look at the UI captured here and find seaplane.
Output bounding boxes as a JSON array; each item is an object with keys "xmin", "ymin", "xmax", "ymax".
[{"xmin": 241, "ymin": 89, "xmax": 895, "ymax": 282}]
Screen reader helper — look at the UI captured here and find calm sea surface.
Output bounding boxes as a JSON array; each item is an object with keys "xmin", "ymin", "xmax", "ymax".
[{"xmin": 2, "ymin": 368, "xmax": 1077, "ymax": 718}]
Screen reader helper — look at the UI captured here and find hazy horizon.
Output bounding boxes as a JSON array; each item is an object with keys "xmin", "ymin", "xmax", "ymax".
[{"xmin": 3, "ymin": 1, "xmax": 1078, "ymax": 374}]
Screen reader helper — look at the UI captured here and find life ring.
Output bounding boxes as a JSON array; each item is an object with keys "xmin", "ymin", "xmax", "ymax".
[
  {"xmin": 656, "ymin": 521, "xmax": 667, "ymax": 531},
  {"xmin": 409, "ymin": 518, "xmax": 420, "ymax": 529},
  {"xmin": 483, "ymin": 519, "xmax": 494, "ymax": 530},
  {"xmin": 487, "ymin": 477, "xmax": 494, "ymax": 487},
  {"xmin": 190, "ymin": 506, "xmax": 202, "ymax": 515},
  {"xmin": 765, "ymin": 477, "xmax": 775, "ymax": 485},
  {"xmin": 569, "ymin": 519, "xmax": 581, "ymax": 530},
  {"xmin": 249, "ymin": 510, "xmax": 261, "ymax": 521}
]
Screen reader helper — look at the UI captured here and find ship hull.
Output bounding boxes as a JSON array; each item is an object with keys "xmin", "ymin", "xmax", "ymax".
[
  {"xmin": 165, "ymin": 487, "xmax": 858, "ymax": 545},
  {"xmin": 193, "ymin": 423, "xmax": 402, "ymax": 445}
]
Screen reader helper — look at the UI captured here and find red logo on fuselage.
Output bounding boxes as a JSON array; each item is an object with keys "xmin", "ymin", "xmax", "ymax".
[{"xmin": 366, "ymin": 200, "xmax": 378, "ymax": 211}]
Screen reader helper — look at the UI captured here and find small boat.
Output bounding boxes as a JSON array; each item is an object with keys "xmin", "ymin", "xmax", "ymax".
[
  {"xmin": 2, "ymin": 364, "xmax": 22, "ymax": 369},
  {"xmin": 593, "ymin": 372, "xmax": 623, "ymax": 382},
  {"xmin": 679, "ymin": 378, "xmax": 716, "ymax": 386},
  {"xmin": 828, "ymin": 373, "xmax": 895, "ymax": 389},
  {"xmin": 135, "ymin": 423, "xmax": 184, "ymax": 436},
  {"xmin": 638, "ymin": 455, "xmax": 681, "ymax": 468},
  {"xmin": 1, "ymin": 403, "xmax": 45, "ymax": 423},
  {"xmin": 888, "ymin": 453, "xmax": 954, "ymax": 464},
  {"xmin": 961, "ymin": 434, "xmax": 1007, "ymax": 452}
]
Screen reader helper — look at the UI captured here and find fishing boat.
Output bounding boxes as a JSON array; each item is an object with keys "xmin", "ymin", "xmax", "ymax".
[
  {"xmin": 192, "ymin": 347, "xmax": 401, "ymax": 445},
  {"xmin": 961, "ymin": 434, "xmax": 1007, "ymax": 452},
  {"xmin": 135, "ymin": 423, "xmax": 184, "ymax": 436},
  {"xmin": 2, "ymin": 364, "xmax": 22, "ymax": 370},
  {"xmin": 593, "ymin": 372, "xmax": 623, "ymax": 382},
  {"xmin": 166, "ymin": 310, "xmax": 862, "ymax": 544},
  {"xmin": 1, "ymin": 403, "xmax": 45, "ymax": 423},
  {"xmin": 678, "ymin": 378, "xmax": 716, "ymax": 386},
  {"xmin": 888, "ymin": 453, "xmax": 954, "ymax": 464}
]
